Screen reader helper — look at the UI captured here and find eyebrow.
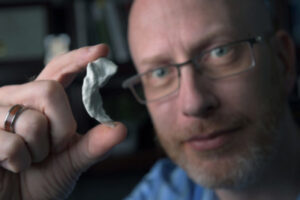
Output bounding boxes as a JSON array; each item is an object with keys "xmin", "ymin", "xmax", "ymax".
[
  {"xmin": 139, "ymin": 55, "xmax": 172, "ymax": 72},
  {"xmin": 189, "ymin": 29, "xmax": 240, "ymax": 54},
  {"xmin": 138, "ymin": 27, "xmax": 241, "ymax": 72}
]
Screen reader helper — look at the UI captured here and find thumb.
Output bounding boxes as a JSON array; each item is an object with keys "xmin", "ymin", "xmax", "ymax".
[{"xmin": 68, "ymin": 122, "xmax": 127, "ymax": 172}]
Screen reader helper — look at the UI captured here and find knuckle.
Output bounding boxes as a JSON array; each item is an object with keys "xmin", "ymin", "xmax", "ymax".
[
  {"xmin": 72, "ymin": 47, "xmax": 91, "ymax": 65},
  {"xmin": 5, "ymin": 136, "xmax": 25, "ymax": 159},
  {"xmin": 45, "ymin": 51, "xmax": 70, "ymax": 68},
  {"xmin": 8, "ymin": 160, "xmax": 30, "ymax": 173},
  {"xmin": 76, "ymin": 46, "xmax": 90, "ymax": 56},
  {"xmin": 3, "ymin": 137, "xmax": 31, "ymax": 173},
  {"xmin": 22, "ymin": 111, "xmax": 48, "ymax": 139},
  {"xmin": 19, "ymin": 111, "xmax": 50, "ymax": 163},
  {"xmin": 38, "ymin": 80, "xmax": 65, "ymax": 100},
  {"xmin": 77, "ymin": 46, "xmax": 90, "ymax": 55}
]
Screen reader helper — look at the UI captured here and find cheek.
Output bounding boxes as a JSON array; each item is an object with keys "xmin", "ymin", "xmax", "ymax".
[
  {"xmin": 148, "ymin": 100, "xmax": 177, "ymax": 132},
  {"xmin": 217, "ymin": 66, "xmax": 271, "ymax": 116},
  {"xmin": 147, "ymin": 98, "xmax": 184, "ymax": 153}
]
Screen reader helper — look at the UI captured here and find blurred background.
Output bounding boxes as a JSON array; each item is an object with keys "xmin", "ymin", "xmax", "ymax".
[{"xmin": 0, "ymin": 0, "xmax": 299, "ymax": 199}]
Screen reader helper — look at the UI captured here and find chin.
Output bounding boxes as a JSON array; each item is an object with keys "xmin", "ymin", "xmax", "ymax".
[
  {"xmin": 164, "ymin": 121, "xmax": 282, "ymax": 190},
  {"xmin": 181, "ymin": 144, "xmax": 275, "ymax": 189},
  {"xmin": 156, "ymin": 111, "xmax": 283, "ymax": 190}
]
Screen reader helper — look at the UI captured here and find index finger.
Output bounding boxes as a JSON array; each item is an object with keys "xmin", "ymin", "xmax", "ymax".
[{"xmin": 36, "ymin": 44, "xmax": 109, "ymax": 88}]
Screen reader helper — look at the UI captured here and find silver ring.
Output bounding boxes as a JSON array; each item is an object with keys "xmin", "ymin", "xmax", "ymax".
[{"xmin": 4, "ymin": 104, "xmax": 25, "ymax": 133}]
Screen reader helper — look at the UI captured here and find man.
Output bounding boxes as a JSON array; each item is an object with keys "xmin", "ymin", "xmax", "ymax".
[
  {"xmin": 0, "ymin": 0, "xmax": 298, "ymax": 200},
  {"xmin": 124, "ymin": 0, "xmax": 300, "ymax": 199}
]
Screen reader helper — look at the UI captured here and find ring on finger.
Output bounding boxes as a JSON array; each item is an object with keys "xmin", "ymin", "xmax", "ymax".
[{"xmin": 4, "ymin": 104, "xmax": 26, "ymax": 133}]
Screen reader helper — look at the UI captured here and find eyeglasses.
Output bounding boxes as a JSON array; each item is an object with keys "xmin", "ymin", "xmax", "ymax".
[{"xmin": 122, "ymin": 36, "xmax": 264, "ymax": 104}]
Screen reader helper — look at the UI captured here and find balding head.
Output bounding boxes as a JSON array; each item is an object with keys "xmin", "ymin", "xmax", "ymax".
[
  {"xmin": 125, "ymin": 0, "xmax": 298, "ymax": 192},
  {"xmin": 128, "ymin": 0, "xmax": 274, "ymax": 71}
]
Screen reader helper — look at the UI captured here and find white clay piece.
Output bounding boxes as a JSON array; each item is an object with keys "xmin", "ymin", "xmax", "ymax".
[{"xmin": 82, "ymin": 58, "xmax": 118, "ymax": 127}]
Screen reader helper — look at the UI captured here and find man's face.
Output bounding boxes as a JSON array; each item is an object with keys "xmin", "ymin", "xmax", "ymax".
[{"xmin": 129, "ymin": 0, "xmax": 289, "ymax": 189}]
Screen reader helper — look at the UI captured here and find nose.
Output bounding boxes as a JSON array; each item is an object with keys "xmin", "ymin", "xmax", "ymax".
[{"xmin": 178, "ymin": 66, "xmax": 220, "ymax": 118}]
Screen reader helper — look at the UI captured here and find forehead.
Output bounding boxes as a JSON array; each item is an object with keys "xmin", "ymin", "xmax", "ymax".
[{"xmin": 129, "ymin": 0, "xmax": 271, "ymax": 69}]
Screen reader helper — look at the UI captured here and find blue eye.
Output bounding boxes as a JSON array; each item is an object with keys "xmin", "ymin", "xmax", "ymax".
[
  {"xmin": 211, "ymin": 47, "xmax": 230, "ymax": 57},
  {"xmin": 151, "ymin": 68, "xmax": 169, "ymax": 78}
]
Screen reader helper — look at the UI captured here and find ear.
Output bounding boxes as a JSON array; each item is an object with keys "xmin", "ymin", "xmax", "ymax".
[{"xmin": 272, "ymin": 30, "xmax": 296, "ymax": 94}]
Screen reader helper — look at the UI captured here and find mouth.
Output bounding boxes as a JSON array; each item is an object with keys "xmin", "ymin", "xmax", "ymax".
[{"xmin": 185, "ymin": 126, "xmax": 241, "ymax": 152}]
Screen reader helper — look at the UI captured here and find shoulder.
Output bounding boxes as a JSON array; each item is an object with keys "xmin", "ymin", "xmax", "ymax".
[{"xmin": 125, "ymin": 158, "xmax": 205, "ymax": 200}]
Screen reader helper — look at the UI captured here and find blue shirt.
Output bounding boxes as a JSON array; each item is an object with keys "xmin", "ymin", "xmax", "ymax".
[{"xmin": 125, "ymin": 159, "xmax": 300, "ymax": 200}]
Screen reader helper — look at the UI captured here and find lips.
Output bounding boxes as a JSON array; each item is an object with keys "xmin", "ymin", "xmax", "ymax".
[{"xmin": 186, "ymin": 127, "xmax": 240, "ymax": 152}]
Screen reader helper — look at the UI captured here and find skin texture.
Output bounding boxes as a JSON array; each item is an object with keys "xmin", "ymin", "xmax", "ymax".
[
  {"xmin": 0, "ymin": 1, "xmax": 298, "ymax": 199},
  {"xmin": 0, "ymin": 44, "xmax": 127, "ymax": 200},
  {"xmin": 129, "ymin": 0, "xmax": 300, "ymax": 199}
]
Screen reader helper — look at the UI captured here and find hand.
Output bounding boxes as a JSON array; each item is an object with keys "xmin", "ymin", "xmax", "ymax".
[{"xmin": 0, "ymin": 44, "xmax": 127, "ymax": 200}]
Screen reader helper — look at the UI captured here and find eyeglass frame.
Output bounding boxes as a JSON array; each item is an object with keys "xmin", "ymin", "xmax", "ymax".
[{"xmin": 122, "ymin": 35, "xmax": 264, "ymax": 104}]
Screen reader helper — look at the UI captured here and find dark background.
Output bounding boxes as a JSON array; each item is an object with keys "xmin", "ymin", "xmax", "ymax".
[{"xmin": 0, "ymin": 0, "xmax": 299, "ymax": 199}]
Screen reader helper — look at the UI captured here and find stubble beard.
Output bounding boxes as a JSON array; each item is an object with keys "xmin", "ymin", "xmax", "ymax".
[
  {"xmin": 155, "ymin": 86, "xmax": 285, "ymax": 190},
  {"xmin": 182, "ymin": 112, "xmax": 282, "ymax": 190}
]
